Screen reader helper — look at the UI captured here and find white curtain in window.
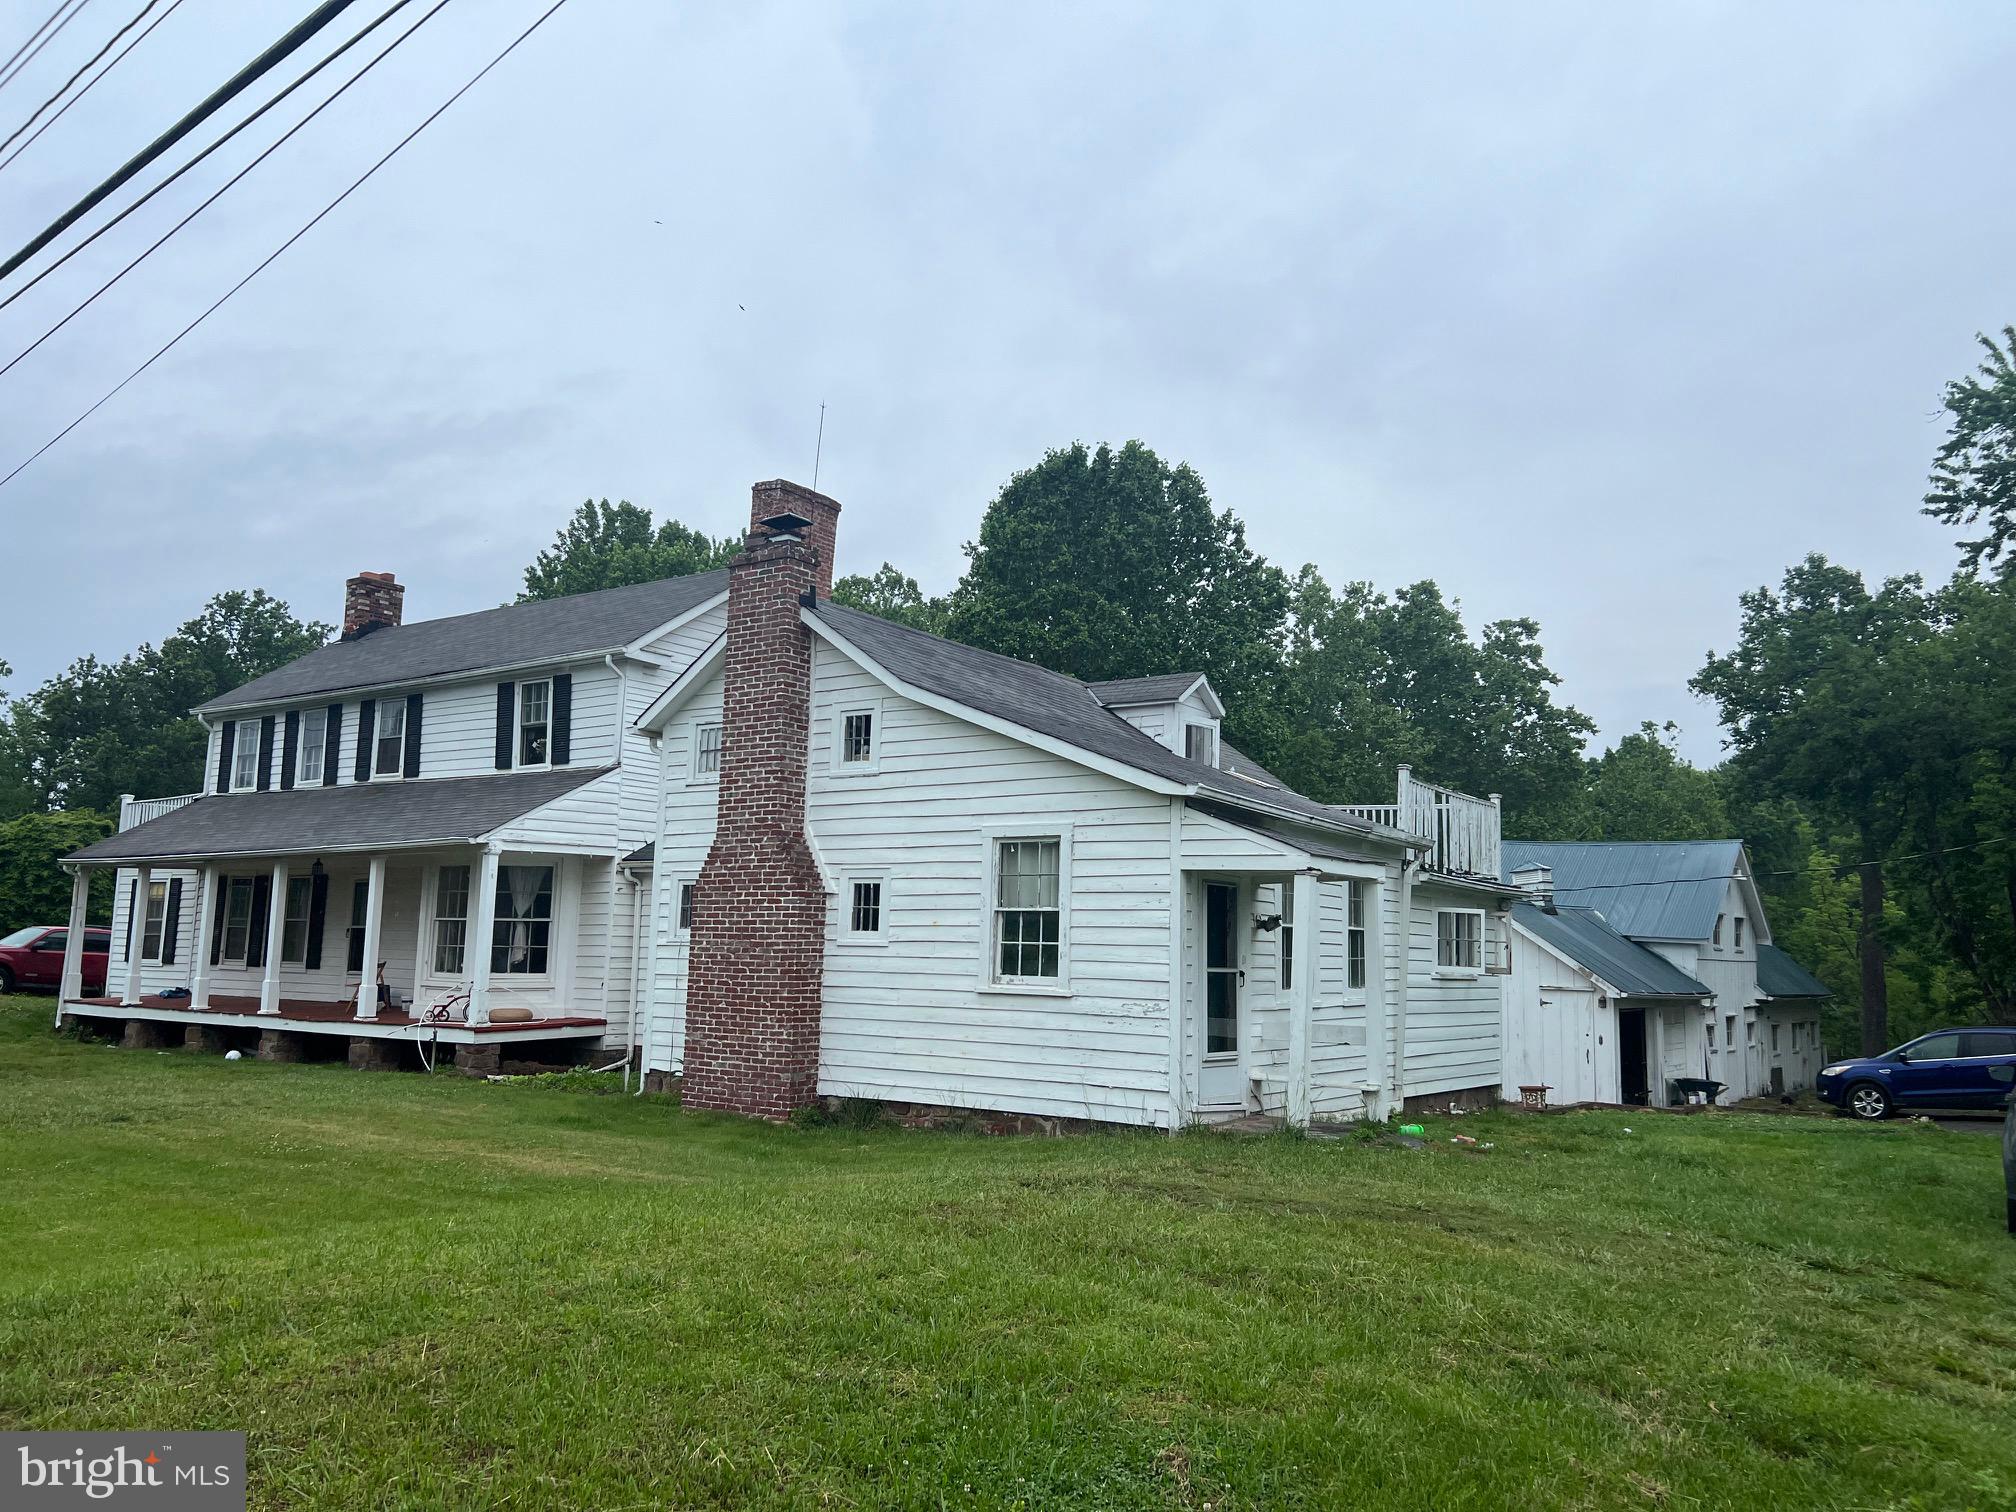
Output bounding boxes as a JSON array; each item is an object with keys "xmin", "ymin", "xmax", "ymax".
[{"xmin": 498, "ymin": 865, "xmax": 547, "ymax": 971}]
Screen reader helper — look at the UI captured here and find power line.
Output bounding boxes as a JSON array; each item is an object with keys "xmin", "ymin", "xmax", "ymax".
[
  {"xmin": 0, "ymin": 0, "xmax": 163, "ymax": 160},
  {"xmin": 0, "ymin": 0, "xmax": 442, "ymax": 379},
  {"xmin": 0, "ymin": 0, "xmax": 184, "ymax": 174},
  {"xmin": 0, "ymin": 0, "xmax": 413, "ymax": 313},
  {"xmin": 0, "ymin": 0, "xmax": 90, "ymax": 98},
  {"xmin": 0, "ymin": 0, "xmax": 575, "ymax": 492},
  {"xmin": 0, "ymin": 0, "xmax": 357, "ymax": 285},
  {"xmin": 0, "ymin": 0, "xmax": 83, "ymax": 91}
]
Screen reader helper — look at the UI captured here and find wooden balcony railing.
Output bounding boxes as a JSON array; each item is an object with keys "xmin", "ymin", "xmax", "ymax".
[
  {"xmin": 118, "ymin": 792, "xmax": 201, "ymax": 832},
  {"xmin": 1335, "ymin": 764, "xmax": 1501, "ymax": 879}
]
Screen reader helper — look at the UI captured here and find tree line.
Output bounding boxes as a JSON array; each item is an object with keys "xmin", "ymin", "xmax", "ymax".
[{"xmin": 5, "ymin": 327, "xmax": 2013, "ymax": 1060}]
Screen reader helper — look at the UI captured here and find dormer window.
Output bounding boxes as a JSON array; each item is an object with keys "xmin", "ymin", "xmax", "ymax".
[
  {"xmin": 519, "ymin": 679, "xmax": 551, "ymax": 766},
  {"xmin": 1184, "ymin": 724, "xmax": 1217, "ymax": 765}
]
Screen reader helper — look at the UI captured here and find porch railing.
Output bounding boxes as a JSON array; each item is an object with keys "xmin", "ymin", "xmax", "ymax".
[
  {"xmin": 1335, "ymin": 765, "xmax": 1501, "ymax": 880},
  {"xmin": 118, "ymin": 792, "xmax": 201, "ymax": 832}
]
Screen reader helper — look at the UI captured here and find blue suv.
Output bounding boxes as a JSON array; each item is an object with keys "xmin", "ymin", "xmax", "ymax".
[{"xmin": 1818, "ymin": 1028, "xmax": 2016, "ymax": 1120}]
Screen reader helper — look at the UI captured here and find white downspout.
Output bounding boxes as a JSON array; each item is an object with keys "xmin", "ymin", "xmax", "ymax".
[
  {"xmin": 635, "ymin": 727, "xmax": 671, "ymax": 1097},
  {"xmin": 623, "ymin": 868, "xmax": 646, "ymax": 1093}
]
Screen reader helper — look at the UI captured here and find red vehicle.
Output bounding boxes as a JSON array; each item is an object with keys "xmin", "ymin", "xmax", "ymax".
[{"xmin": 0, "ymin": 925, "xmax": 110, "ymax": 996}]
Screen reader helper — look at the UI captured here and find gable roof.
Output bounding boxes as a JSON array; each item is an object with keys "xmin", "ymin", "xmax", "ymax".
[
  {"xmin": 1087, "ymin": 672, "xmax": 1207, "ymax": 704},
  {"xmin": 1500, "ymin": 840, "xmax": 1747, "ymax": 942},
  {"xmin": 64, "ymin": 767, "xmax": 612, "ymax": 865},
  {"xmin": 806, "ymin": 602, "xmax": 1414, "ymax": 844},
  {"xmin": 1512, "ymin": 903, "xmax": 1711, "ymax": 999},
  {"xmin": 198, "ymin": 571, "xmax": 729, "ymax": 714},
  {"xmin": 1757, "ymin": 942, "xmax": 1831, "ymax": 1000}
]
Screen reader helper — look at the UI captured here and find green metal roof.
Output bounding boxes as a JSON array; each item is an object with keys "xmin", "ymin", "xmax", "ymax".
[{"xmin": 1757, "ymin": 942, "xmax": 1832, "ymax": 999}]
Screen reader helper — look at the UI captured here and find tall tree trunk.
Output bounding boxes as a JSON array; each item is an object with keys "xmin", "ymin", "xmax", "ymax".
[{"xmin": 1859, "ymin": 858, "xmax": 1889, "ymax": 1056}]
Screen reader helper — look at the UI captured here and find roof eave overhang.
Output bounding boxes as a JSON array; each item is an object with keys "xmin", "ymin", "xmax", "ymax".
[
  {"xmin": 634, "ymin": 635, "xmax": 727, "ymax": 734},
  {"xmin": 197, "ymin": 648, "xmax": 623, "ymax": 720}
]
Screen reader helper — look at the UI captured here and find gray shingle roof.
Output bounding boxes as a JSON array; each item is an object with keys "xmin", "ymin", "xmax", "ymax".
[
  {"xmin": 810, "ymin": 602, "xmax": 1410, "ymax": 843},
  {"xmin": 1513, "ymin": 903, "xmax": 1711, "ymax": 998},
  {"xmin": 1757, "ymin": 942, "xmax": 1831, "ymax": 999},
  {"xmin": 199, "ymin": 571, "xmax": 729, "ymax": 713},
  {"xmin": 1501, "ymin": 840, "xmax": 1745, "ymax": 942},
  {"xmin": 1086, "ymin": 673, "xmax": 1207, "ymax": 705},
  {"xmin": 65, "ymin": 768, "xmax": 613, "ymax": 865}
]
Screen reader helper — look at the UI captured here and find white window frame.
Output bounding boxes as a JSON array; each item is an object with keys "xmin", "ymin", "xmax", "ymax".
[
  {"xmin": 1435, "ymin": 907, "xmax": 1484, "ymax": 976},
  {"xmin": 841, "ymin": 872, "xmax": 888, "ymax": 946},
  {"xmin": 833, "ymin": 699, "xmax": 882, "ymax": 775},
  {"xmin": 230, "ymin": 718, "xmax": 261, "ymax": 792},
  {"xmin": 688, "ymin": 718, "xmax": 723, "ymax": 785},
  {"xmin": 1733, "ymin": 916, "xmax": 1746, "ymax": 951},
  {"xmin": 279, "ymin": 875, "xmax": 313, "ymax": 964},
  {"xmin": 1713, "ymin": 913, "xmax": 1725, "ymax": 948},
  {"xmin": 1278, "ymin": 882, "xmax": 1294, "ymax": 992},
  {"xmin": 139, "ymin": 880, "xmax": 168, "ymax": 964},
  {"xmin": 298, "ymin": 707, "xmax": 327, "ymax": 786},
  {"xmin": 219, "ymin": 876, "xmax": 256, "ymax": 965},
  {"xmin": 430, "ymin": 864, "xmax": 471, "ymax": 978},
  {"xmin": 489, "ymin": 864, "xmax": 556, "ymax": 979},
  {"xmin": 373, "ymin": 699, "xmax": 407, "ymax": 781},
  {"xmin": 516, "ymin": 678, "xmax": 553, "ymax": 770},
  {"xmin": 1346, "ymin": 879, "xmax": 1369, "ymax": 994},
  {"xmin": 674, "ymin": 880, "xmax": 696, "ymax": 939},
  {"xmin": 979, "ymin": 827, "xmax": 1072, "ymax": 996},
  {"xmin": 1183, "ymin": 721, "xmax": 1218, "ymax": 767}
]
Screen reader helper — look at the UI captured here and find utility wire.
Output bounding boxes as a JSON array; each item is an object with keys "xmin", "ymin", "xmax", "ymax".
[
  {"xmin": 0, "ymin": 0, "xmax": 414, "ymax": 314},
  {"xmin": 0, "ymin": 0, "xmax": 184, "ymax": 174},
  {"xmin": 0, "ymin": 0, "xmax": 441, "ymax": 379},
  {"xmin": 0, "ymin": 0, "xmax": 356, "ymax": 285},
  {"xmin": 0, "ymin": 0, "xmax": 89, "ymax": 98},
  {"xmin": 0, "ymin": 0, "xmax": 163, "ymax": 161},
  {"xmin": 0, "ymin": 0, "xmax": 574, "ymax": 492}
]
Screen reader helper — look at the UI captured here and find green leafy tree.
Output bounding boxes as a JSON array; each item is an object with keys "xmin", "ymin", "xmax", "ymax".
[
  {"xmin": 832, "ymin": 564, "xmax": 949, "ymax": 635},
  {"xmin": 1924, "ymin": 325, "xmax": 2016, "ymax": 572},
  {"xmin": 9, "ymin": 591, "xmax": 329, "ymax": 814},
  {"xmin": 943, "ymin": 442, "xmax": 1292, "ymax": 759},
  {"xmin": 1553, "ymin": 723, "xmax": 1731, "ymax": 841},
  {"xmin": 521, "ymin": 499, "xmax": 736, "ymax": 601},
  {"xmin": 0, "ymin": 810, "xmax": 113, "ymax": 933}
]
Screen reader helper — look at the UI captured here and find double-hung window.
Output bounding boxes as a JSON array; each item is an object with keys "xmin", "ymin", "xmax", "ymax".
[
  {"xmin": 432, "ymin": 865, "xmax": 470, "ymax": 975},
  {"xmin": 518, "ymin": 679, "xmax": 551, "ymax": 767},
  {"xmin": 693, "ymin": 722, "xmax": 723, "ymax": 780},
  {"xmin": 279, "ymin": 876, "xmax": 313, "ymax": 963},
  {"xmin": 1346, "ymin": 880, "xmax": 1368, "ymax": 990},
  {"xmin": 140, "ymin": 881, "xmax": 167, "ymax": 962},
  {"xmin": 992, "ymin": 838, "xmax": 1061, "ymax": 983},
  {"xmin": 221, "ymin": 878, "xmax": 255, "ymax": 962},
  {"xmin": 492, "ymin": 865, "xmax": 554, "ymax": 975},
  {"xmin": 231, "ymin": 718, "xmax": 261, "ymax": 790},
  {"xmin": 1733, "ymin": 917, "xmax": 1746, "ymax": 950},
  {"xmin": 298, "ymin": 707, "xmax": 326, "ymax": 784},
  {"xmin": 374, "ymin": 700, "xmax": 406, "ymax": 778},
  {"xmin": 1436, "ymin": 909, "xmax": 1482, "ymax": 972},
  {"xmin": 347, "ymin": 879, "xmax": 369, "ymax": 973},
  {"xmin": 1279, "ymin": 885, "xmax": 1295, "ymax": 991}
]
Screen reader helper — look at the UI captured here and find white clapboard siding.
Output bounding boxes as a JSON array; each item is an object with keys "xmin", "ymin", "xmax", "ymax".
[
  {"xmin": 489, "ymin": 771, "xmax": 627, "ymax": 851},
  {"xmin": 1400, "ymin": 882, "xmax": 1506, "ymax": 1098}
]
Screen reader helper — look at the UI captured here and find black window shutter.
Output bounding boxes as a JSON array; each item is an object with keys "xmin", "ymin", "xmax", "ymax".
[
  {"xmin": 403, "ymin": 693, "xmax": 423, "ymax": 778},
  {"xmin": 123, "ymin": 879, "xmax": 136, "ymax": 960},
  {"xmin": 322, "ymin": 703, "xmax": 342, "ymax": 787},
  {"xmin": 215, "ymin": 722, "xmax": 235, "ymax": 794},
  {"xmin": 304, "ymin": 868, "xmax": 329, "ymax": 970},
  {"xmin": 256, "ymin": 715, "xmax": 276, "ymax": 792},
  {"xmin": 160, "ymin": 879, "xmax": 182, "ymax": 965},
  {"xmin": 494, "ymin": 682, "xmax": 515, "ymax": 770},
  {"xmin": 346, "ymin": 879, "xmax": 367, "ymax": 973},
  {"xmin": 210, "ymin": 879, "xmax": 228, "ymax": 965},
  {"xmin": 551, "ymin": 673, "xmax": 572, "ymax": 766},
  {"xmin": 354, "ymin": 699, "xmax": 375, "ymax": 783},
  {"xmin": 281, "ymin": 711, "xmax": 300, "ymax": 791},
  {"xmin": 246, "ymin": 874, "xmax": 272, "ymax": 968}
]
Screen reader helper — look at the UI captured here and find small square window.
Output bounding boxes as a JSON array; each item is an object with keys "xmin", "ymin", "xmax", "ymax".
[
  {"xmin": 1436, "ymin": 909, "xmax": 1482, "ymax": 971},
  {"xmin": 694, "ymin": 722, "xmax": 723, "ymax": 778},
  {"xmin": 1185, "ymin": 724, "xmax": 1217, "ymax": 765},
  {"xmin": 842, "ymin": 711, "xmax": 874, "ymax": 764},
  {"xmin": 849, "ymin": 880, "xmax": 883, "ymax": 935}
]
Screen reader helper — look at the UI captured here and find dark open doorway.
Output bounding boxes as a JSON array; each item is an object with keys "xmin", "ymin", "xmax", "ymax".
[{"xmin": 1619, "ymin": 1008, "xmax": 1650, "ymax": 1105}]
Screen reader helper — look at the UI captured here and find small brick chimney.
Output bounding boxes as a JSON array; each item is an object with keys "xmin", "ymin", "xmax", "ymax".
[
  {"xmin": 342, "ymin": 571, "xmax": 404, "ymax": 641},
  {"xmin": 681, "ymin": 480, "xmax": 842, "ymax": 1120}
]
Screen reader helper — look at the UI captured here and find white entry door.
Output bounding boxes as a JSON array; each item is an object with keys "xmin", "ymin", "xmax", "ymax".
[{"xmin": 1198, "ymin": 880, "xmax": 1244, "ymax": 1107}]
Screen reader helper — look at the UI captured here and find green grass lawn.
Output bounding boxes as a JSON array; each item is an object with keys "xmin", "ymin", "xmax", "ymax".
[{"xmin": 2, "ymin": 996, "xmax": 2013, "ymax": 1511}]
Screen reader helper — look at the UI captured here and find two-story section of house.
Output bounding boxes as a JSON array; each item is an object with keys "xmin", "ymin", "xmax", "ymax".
[
  {"xmin": 631, "ymin": 479, "xmax": 1520, "ymax": 1130},
  {"xmin": 1498, "ymin": 840, "xmax": 1831, "ymax": 1106},
  {"xmin": 54, "ymin": 566, "xmax": 729, "ymax": 1071}
]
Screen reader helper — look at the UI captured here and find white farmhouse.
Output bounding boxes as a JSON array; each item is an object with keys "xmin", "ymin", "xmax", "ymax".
[{"xmin": 1499, "ymin": 841, "xmax": 1831, "ymax": 1106}]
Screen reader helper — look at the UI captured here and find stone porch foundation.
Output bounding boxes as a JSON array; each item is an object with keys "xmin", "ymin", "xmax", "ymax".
[
  {"xmin": 120, "ymin": 1019, "xmax": 175, "ymax": 1050},
  {"xmin": 347, "ymin": 1037, "xmax": 404, "ymax": 1072},
  {"xmin": 184, "ymin": 1025, "xmax": 231, "ymax": 1054},
  {"xmin": 256, "ymin": 1029, "xmax": 305, "ymax": 1063}
]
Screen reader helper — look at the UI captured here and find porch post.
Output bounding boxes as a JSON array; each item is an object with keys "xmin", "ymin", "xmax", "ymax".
[
  {"xmin": 188, "ymin": 864, "xmax": 219, "ymax": 1010},
  {"xmin": 468, "ymin": 844, "xmax": 501, "ymax": 1027},
  {"xmin": 58, "ymin": 866, "xmax": 89, "ymax": 1013},
  {"xmin": 1287, "ymin": 870, "xmax": 1317, "ymax": 1129},
  {"xmin": 120, "ymin": 865, "xmax": 151, "ymax": 1005},
  {"xmin": 354, "ymin": 854, "xmax": 387, "ymax": 1022},
  {"xmin": 258, "ymin": 859, "xmax": 288, "ymax": 1016}
]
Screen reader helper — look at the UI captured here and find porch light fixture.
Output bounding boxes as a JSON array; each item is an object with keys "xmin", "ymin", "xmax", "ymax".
[
  {"xmin": 1253, "ymin": 912, "xmax": 1283, "ymax": 933},
  {"xmin": 310, "ymin": 859, "xmax": 324, "ymax": 881}
]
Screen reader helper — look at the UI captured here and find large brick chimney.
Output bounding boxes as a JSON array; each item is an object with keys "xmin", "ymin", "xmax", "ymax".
[
  {"xmin": 342, "ymin": 571, "xmax": 404, "ymax": 640},
  {"xmin": 682, "ymin": 480, "xmax": 842, "ymax": 1120}
]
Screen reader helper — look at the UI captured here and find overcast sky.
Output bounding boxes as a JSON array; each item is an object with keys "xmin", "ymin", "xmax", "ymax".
[{"xmin": 2, "ymin": 1, "xmax": 2011, "ymax": 766}]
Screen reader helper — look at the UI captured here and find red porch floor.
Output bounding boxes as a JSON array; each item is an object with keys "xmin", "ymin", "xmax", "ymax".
[{"xmin": 68, "ymin": 995, "xmax": 604, "ymax": 1034}]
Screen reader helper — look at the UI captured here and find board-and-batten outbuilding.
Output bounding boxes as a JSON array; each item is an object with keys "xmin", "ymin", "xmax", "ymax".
[
  {"xmin": 1499, "ymin": 841, "xmax": 1833, "ymax": 1107},
  {"xmin": 631, "ymin": 480, "xmax": 1520, "ymax": 1128}
]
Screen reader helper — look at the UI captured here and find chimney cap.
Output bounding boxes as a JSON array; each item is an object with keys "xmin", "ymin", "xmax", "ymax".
[{"xmin": 758, "ymin": 511, "xmax": 813, "ymax": 536}]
